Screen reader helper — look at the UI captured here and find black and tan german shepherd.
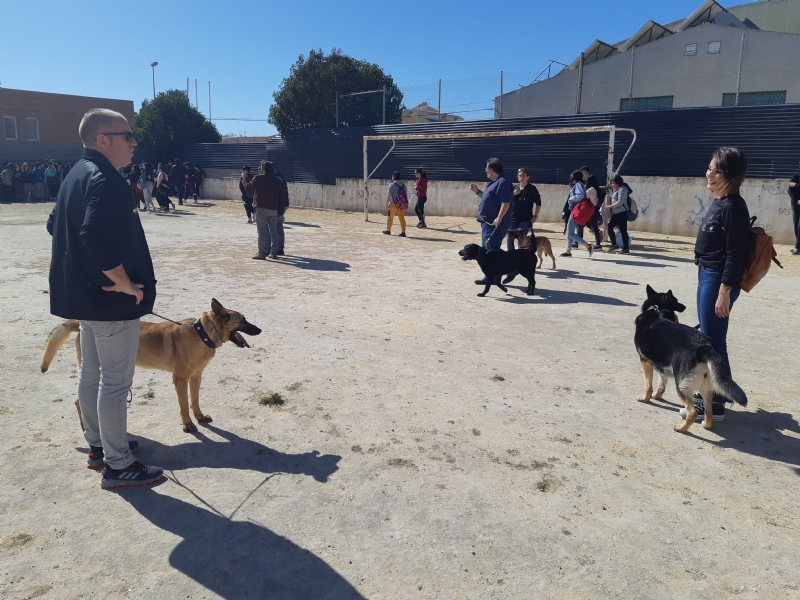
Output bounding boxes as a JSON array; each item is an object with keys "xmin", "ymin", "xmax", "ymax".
[
  {"xmin": 40, "ymin": 299, "xmax": 261, "ymax": 433},
  {"xmin": 634, "ymin": 285, "xmax": 747, "ymax": 432},
  {"xmin": 458, "ymin": 243, "xmax": 537, "ymax": 297}
]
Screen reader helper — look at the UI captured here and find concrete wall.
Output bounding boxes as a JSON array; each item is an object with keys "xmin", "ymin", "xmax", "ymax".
[
  {"xmin": 202, "ymin": 175, "xmax": 796, "ymax": 245},
  {"xmin": 500, "ymin": 25, "xmax": 800, "ymax": 117}
]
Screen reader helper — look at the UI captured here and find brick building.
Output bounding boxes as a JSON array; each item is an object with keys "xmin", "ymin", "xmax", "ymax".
[{"xmin": 0, "ymin": 88, "xmax": 135, "ymax": 165}]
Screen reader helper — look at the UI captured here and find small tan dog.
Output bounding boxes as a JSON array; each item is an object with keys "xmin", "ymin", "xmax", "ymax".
[
  {"xmin": 40, "ymin": 299, "xmax": 261, "ymax": 433},
  {"xmin": 507, "ymin": 229, "xmax": 556, "ymax": 269}
]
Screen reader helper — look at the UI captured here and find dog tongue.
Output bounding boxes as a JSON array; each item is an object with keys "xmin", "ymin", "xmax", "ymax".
[{"xmin": 233, "ymin": 332, "xmax": 251, "ymax": 348}]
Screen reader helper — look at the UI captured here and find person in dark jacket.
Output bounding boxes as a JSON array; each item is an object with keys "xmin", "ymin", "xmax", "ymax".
[
  {"xmin": 789, "ymin": 161, "xmax": 800, "ymax": 255},
  {"xmin": 239, "ymin": 166, "xmax": 254, "ymax": 224},
  {"xmin": 687, "ymin": 147, "xmax": 751, "ymax": 422},
  {"xmin": 46, "ymin": 108, "xmax": 162, "ymax": 488},
  {"xmin": 503, "ymin": 167, "xmax": 541, "ymax": 284},
  {"xmin": 273, "ymin": 163, "xmax": 289, "ymax": 255},
  {"xmin": 245, "ymin": 159, "xmax": 287, "ymax": 260},
  {"xmin": 169, "ymin": 159, "xmax": 186, "ymax": 205}
]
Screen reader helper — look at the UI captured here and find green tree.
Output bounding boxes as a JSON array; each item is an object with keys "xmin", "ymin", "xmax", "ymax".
[
  {"xmin": 133, "ymin": 89, "xmax": 220, "ymax": 161},
  {"xmin": 268, "ymin": 49, "xmax": 403, "ymax": 132}
]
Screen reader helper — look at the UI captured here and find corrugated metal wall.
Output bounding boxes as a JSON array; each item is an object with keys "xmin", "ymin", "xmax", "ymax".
[
  {"xmin": 0, "ymin": 142, "xmax": 84, "ymax": 166},
  {"xmin": 182, "ymin": 104, "xmax": 800, "ymax": 184}
]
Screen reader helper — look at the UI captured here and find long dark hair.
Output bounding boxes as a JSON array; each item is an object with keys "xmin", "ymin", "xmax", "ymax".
[
  {"xmin": 612, "ymin": 174, "xmax": 632, "ymax": 194},
  {"xmin": 570, "ymin": 170, "xmax": 584, "ymax": 185},
  {"xmin": 415, "ymin": 168, "xmax": 427, "ymax": 179},
  {"xmin": 711, "ymin": 147, "xmax": 747, "ymax": 197}
]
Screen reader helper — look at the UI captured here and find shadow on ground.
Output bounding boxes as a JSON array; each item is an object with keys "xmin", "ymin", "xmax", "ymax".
[
  {"xmin": 647, "ymin": 402, "xmax": 800, "ymax": 475},
  {"xmin": 497, "ymin": 288, "xmax": 637, "ymax": 306},
  {"xmin": 285, "ymin": 221, "xmax": 321, "ymax": 228},
  {"xmin": 108, "ymin": 425, "xmax": 359, "ymax": 598},
  {"xmin": 539, "ymin": 268, "xmax": 639, "ymax": 286},
  {"xmin": 124, "ymin": 424, "xmax": 342, "ymax": 482},
  {"xmin": 113, "ymin": 446, "xmax": 361, "ymax": 599},
  {"xmin": 273, "ymin": 255, "xmax": 350, "ymax": 272}
]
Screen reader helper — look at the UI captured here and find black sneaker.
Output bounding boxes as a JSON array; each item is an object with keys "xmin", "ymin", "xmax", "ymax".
[
  {"xmin": 608, "ymin": 246, "xmax": 619, "ymax": 253},
  {"xmin": 791, "ymin": 248, "xmax": 800, "ymax": 255},
  {"xmin": 571, "ymin": 242, "xmax": 579, "ymax": 248},
  {"xmin": 100, "ymin": 459, "xmax": 164, "ymax": 489},
  {"xmin": 399, "ymin": 232, "xmax": 407, "ymax": 237},
  {"xmin": 417, "ymin": 222, "xmax": 427, "ymax": 229},
  {"xmin": 383, "ymin": 230, "xmax": 391, "ymax": 235},
  {"xmin": 87, "ymin": 441, "xmax": 140, "ymax": 469},
  {"xmin": 620, "ymin": 249, "xmax": 630, "ymax": 254},
  {"xmin": 276, "ymin": 250, "xmax": 285, "ymax": 256},
  {"xmin": 679, "ymin": 402, "xmax": 725, "ymax": 421}
]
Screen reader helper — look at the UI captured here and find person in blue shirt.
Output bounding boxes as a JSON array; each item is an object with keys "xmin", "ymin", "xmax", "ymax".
[{"xmin": 468, "ymin": 157, "xmax": 514, "ymax": 285}]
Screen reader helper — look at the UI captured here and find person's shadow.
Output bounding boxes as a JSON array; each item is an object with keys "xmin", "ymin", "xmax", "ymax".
[
  {"xmin": 275, "ymin": 255, "xmax": 350, "ymax": 272},
  {"xmin": 116, "ymin": 483, "xmax": 363, "ymax": 599},
  {"xmin": 111, "ymin": 426, "xmax": 362, "ymax": 599}
]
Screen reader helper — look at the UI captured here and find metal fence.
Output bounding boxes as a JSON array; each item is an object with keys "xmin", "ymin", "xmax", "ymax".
[{"xmin": 397, "ymin": 72, "xmax": 543, "ymax": 122}]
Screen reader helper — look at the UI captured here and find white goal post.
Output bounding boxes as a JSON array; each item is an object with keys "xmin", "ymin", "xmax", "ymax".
[{"xmin": 362, "ymin": 125, "xmax": 637, "ymax": 221}]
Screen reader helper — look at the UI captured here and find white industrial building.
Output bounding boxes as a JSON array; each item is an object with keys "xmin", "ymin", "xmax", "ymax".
[{"xmin": 497, "ymin": 0, "xmax": 800, "ymax": 117}]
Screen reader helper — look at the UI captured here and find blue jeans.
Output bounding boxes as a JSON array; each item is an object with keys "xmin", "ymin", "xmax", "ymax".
[
  {"xmin": 566, "ymin": 216, "xmax": 588, "ymax": 250},
  {"xmin": 481, "ymin": 220, "xmax": 510, "ymax": 252},
  {"xmin": 277, "ymin": 214, "xmax": 285, "ymax": 252},
  {"xmin": 697, "ymin": 266, "xmax": 741, "ymax": 375},
  {"xmin": 77, "ymin": 319, "xmax": 140, "ymax": 469}
]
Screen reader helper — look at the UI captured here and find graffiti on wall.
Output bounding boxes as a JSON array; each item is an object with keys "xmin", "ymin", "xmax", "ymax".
[{"xmin": 685, "ymin": 196, "xmax": 709, "ymax": 226}]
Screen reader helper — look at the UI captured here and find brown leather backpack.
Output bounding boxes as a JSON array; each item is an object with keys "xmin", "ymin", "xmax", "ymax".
[{"xmin": 740, "ymin": 216, "xmax": 783, "ymax": 293}]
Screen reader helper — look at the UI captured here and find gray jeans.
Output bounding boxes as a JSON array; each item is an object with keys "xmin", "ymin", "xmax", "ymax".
[
  {"xmin": 255, "ymin": 207, "xmax": 279, "ymax": 255},
  {"xmin": 77, "ymin": 319, "xmax": 140, "ymax": 469}
]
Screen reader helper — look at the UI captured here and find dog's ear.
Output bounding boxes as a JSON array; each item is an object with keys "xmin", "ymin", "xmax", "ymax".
[
  {"xmin": 645, "ymin": 284, "xmax": 656, "ymax": 298},
  {"xmin": 211, "ymin": 298, "xmax": 229, "ymax": 320},
  {"xmin": 666, "ymin": 289, "xmax": 674, "ymax": 299}
]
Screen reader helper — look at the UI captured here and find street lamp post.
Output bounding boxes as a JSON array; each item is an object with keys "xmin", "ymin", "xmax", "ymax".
[{"xmin": 150, "ymin": 62, "xmax": 158, "ymax": 100}]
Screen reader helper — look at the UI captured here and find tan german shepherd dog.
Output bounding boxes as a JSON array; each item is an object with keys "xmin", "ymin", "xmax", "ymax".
[
  {"xmin": 507, "ymin": 229, "xmax": 556, "ymax": 269},
  {"xmin": 40, "ymin": 299, "xmax": 261, "ymax": 433}
]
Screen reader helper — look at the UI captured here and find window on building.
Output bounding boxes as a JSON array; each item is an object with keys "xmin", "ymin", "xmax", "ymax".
[
  {"xmin": 685, "ymin": 43, "xmax": 698, "ymax": 56},
  {"xmin": 620, "ymin": 96, "xmax": 674, "ymax": 111},
  {"xmin": 26, "ymin": 118, "xmax": 39, "ymax": 141},
  {"xmin": 3, "ymin": 116, "xmax": 18, "ymax": 140},
  {"xmin": 708, "ymin": 41, "xmax": 721, "ymax": 54},
  {"xmin": 722, "ymin": 91, "xmax": 787, "ymax": 107}
]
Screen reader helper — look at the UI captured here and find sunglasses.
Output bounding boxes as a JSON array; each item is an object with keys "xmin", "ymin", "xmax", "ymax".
[{"xmin": 101, "ymin": 131, "xmax": 136, "ymax": 142}]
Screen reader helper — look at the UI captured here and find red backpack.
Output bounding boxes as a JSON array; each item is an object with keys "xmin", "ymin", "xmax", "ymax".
[{"xmin": 394, "ymin": 182, "xmax": 409, "ymax": 211}]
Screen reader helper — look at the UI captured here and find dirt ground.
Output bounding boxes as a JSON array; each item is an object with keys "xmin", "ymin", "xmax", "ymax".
[{"xmin": 2, "ymin": 198, "xmax": 800, "ymax": 600}]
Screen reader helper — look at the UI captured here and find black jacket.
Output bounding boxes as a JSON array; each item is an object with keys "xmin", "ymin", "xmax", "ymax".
[
  {"xmin": 169, "ymin": 163, "xmax": 186, "ymax": 189},
  {"xmin": 47, "ymin": 149, "xmax": 157, "ymax": 321},
  {"xmin": 694, "ymin": 194, "xmax": 750, "ymax": 287}
]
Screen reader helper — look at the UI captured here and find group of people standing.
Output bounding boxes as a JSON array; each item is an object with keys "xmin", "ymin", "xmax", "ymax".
[
  {"xmin": 0, "ymin": 160, "xmax": 72, "ymax": 203},
  {"xmin": 123, "ymin": 160, "xmax": 204, "ymax": 213},
  {"xmin": 563, "ymin": 166, "xmax": 634, "ymax": 256}
]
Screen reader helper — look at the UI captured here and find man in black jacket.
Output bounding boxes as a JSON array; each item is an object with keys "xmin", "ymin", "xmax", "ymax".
[
  {"xmin": 47, "ymin": 108, "xmax": 162, "ymax": 488},
  {"xmin": 169, "ymin": 159, "xmax": 186, "ymax": 205}
]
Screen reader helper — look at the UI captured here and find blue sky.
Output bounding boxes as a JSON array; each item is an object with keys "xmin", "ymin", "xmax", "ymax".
[{"xmin": 1, "ymin": 0, "xmax": 705, "ymax": 136}]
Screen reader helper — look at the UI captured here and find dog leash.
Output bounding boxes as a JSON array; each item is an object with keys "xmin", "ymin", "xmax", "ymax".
[
  {"xmin": 150, "ymin": 311, "xmax": 190, "ymax": 326},
  {"xmin": 150, "ymin": 311, "xmax": 222, "ymax": 348}
]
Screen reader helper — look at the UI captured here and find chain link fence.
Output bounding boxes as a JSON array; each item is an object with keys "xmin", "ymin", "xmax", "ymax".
[{"xmin": 397, "ymin": 72, "xmax": 540, "ymax": 123}]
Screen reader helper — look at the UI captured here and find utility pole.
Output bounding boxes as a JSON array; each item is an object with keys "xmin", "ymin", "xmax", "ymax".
[
  {"xmin": 208, "ymin": 81, "xmax": 212, "ymax": 120},
  {"xmin": 499, "ymin": 71, "xmax": 504, "ymax": 118},
  {"xmin": 150, "ymin": 62, "xmax": 158, "ymax": 100},
  {"xmin": 382, "ymin": 86, "xmax": 386, "ymax": 125},
  {"xmin": 438, "ymin": 79, "xmax": 442, "ymax": 122},
  {"xmin": 575, "ymin": 53, "xmax": 584, "ymax": 114},
  {"xmin": 195, "ymin": 79, "xmax": 198, "ymax": 108}
]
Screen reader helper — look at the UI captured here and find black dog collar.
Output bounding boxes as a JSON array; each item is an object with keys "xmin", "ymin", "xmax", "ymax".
[{"xmin": 193, "ymin": 320, "xmax": 219, "ymax": 349}]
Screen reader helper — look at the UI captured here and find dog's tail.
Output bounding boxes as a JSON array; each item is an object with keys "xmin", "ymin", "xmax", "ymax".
[
  {"xmin": 708, "ymin": 353, "xmax": 747, "ymax": 406},
  {"xmin": 40, "ymin": 320, "xmax": 80, "ymax": 373}
]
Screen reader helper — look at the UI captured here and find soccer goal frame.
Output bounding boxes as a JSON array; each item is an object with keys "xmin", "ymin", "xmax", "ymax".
[{"xmin": 362, "ymin": 125, "xmax": 637, "ymax": 221}]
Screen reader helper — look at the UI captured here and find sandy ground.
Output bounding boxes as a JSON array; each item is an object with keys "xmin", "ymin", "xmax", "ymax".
[{"xmin": 1, "ymin": 198, "xmax": 800, "ymax": 600}]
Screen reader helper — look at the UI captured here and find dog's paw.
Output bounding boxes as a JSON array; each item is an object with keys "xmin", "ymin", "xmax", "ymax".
[
  {"xmin": 197, "ymin": 414, "xmax": 213, "ymax": 423},
  {"xmin": 183, "ymin": 421, "xmax": 198, "ymax": 433},
  {"xmin": 636, "ymin": 395, "xmax": 651, "ymax": 403},
  {"xmin": 477, "ymin": 292, "xmax": 487, "ymax": 297},
  {"xmin": 702, "ymin": 419, "xmax": 713, "ymax": 430},
  {"xmin": 674, "ymin": 421, "xmax": 692, "ymax": 433}
]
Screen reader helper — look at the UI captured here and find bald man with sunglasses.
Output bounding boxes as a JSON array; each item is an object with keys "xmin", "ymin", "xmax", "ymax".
[{"xmin": 47, "ymin": 108, "xmax": 163, "ymax": 489}]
